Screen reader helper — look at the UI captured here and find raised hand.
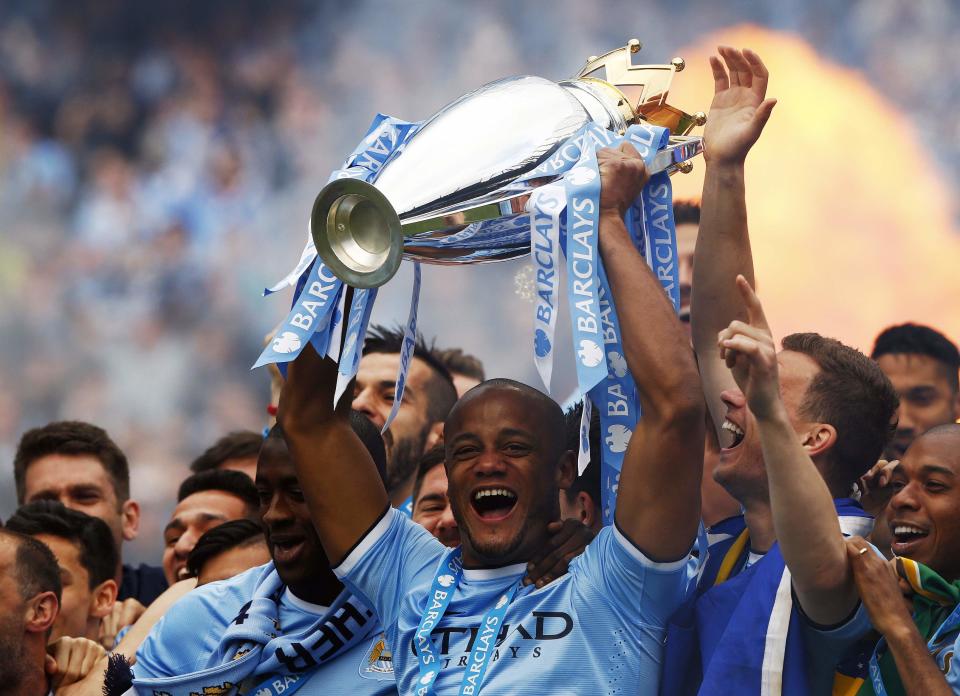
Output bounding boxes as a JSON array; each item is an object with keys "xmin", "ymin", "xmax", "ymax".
[
  {"xmin": 704, "ymin": 47, "xmax": 777, "ymax": 166},
  {"xmin": 717, "ymin": 275, "xmax": 780, "ymax": 419},
  {"xmin": 597, "ymin": 142, "xmax": 650, "ymax": 218},
  {"xmin": 858, "ymin": 458, "xmax": 899, "ymax": 518}
]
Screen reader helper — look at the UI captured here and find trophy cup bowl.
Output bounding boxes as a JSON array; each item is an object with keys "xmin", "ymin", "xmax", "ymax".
[{"xmin": 311, "ymin": 40, "xmax": 706, "ymax": 288}]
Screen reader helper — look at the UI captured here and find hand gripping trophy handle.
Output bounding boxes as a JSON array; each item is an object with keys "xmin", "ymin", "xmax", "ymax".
[{"xmin": 311, "ymin": 39, "xmax": 706, "ymax": 288}]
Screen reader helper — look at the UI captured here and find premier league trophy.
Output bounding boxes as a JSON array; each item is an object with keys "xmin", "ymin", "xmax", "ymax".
[
  {"xmin": 258, "ymin": 39, "xmax": 707, "ymax": 526},
  {"xmin": 310, "ymin": 39, "xmax": 705, "ymax": 288}
]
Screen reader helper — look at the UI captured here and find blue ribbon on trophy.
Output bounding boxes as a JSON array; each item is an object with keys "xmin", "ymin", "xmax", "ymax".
[
  {"xmin": 254, "ymin": 115, "xmax": 423, "ymax": 395},
  {"xmin": 382, "ymin": 262, "xmax": 421, "ymax": 432},
  {"xmin": 526, "ymin": 120, "xmax": 678, "ymax": 525},
  {"xmin": 258, "ymin": 41, "xmax": 702, "ymax": 525}
]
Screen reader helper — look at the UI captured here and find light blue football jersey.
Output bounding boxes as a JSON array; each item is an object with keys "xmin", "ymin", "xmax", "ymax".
[
  {"xmin": 134, "ymin": 563, "xmax": 397, "ymax": 695},
  {"xmin": 334, "ymin": 508, "xmax": 697, "ymax": 696}
]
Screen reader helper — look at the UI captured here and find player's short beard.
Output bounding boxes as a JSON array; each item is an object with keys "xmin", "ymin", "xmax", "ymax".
[
  {"xmin": 385, "ymin": 426, "xmax": 430, "ymax": 496},
  {"xmin": 0, "ymin": 609, "xmax": 28, "ymax": 691}
]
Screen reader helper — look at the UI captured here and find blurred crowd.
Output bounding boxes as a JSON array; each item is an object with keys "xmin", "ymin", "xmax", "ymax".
[{"xmin": 0, "ymin": 0, "xmax": 958, "ymax": 565}]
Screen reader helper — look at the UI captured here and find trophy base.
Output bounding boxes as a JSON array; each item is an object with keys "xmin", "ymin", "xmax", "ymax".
[{"xmin": 311, "ymin": 179, "xmax": 403, "ymax": 288}]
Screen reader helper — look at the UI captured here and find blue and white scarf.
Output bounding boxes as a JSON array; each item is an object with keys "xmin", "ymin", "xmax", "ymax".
[{"xmin": 132, "ymin": 564, "xmax": 377, "ymax": 696}]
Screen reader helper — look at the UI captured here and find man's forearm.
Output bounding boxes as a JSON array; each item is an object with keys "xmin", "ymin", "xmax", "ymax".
[
  {"xmin": 600, "ymin": 208, "xmax": 704, "ymax": 561},
  {"xmin": 599, "ymin": 213, "xmax": 701, "ymax": 418},
  {"xmin": 691, "ymin": 162, "xmax": 753, "ymax": 425},
  {"xmin": 757, "ymin": 403, "xmax": 855, "ymax": 623},
  {"xmin": 279, "ymin": 347, "xmax": 389, "ymax": 565},
  {"xmin": 886, "ymin": 623, "xmax": 953, "ymax": 696}
]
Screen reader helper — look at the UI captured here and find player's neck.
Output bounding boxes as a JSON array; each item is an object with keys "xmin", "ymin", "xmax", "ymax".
[
  {"xmin": 290, "ymin": 567, "xmax": 344, "ymax": 606},
  {"xmin": 742, "ymin": 500, "xmax": 776, "ymax": 554},
  {"xmin": 460, "ymin": 529, "xmax": 547, "ymax": 570}
]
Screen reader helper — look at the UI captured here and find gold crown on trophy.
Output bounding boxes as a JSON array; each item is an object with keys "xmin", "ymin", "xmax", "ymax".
[{"xmin": 578, "ymin": 38, "xmax": 706, "ymax": 149}]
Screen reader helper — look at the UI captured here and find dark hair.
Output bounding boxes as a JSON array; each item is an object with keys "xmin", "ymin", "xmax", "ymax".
[
  {"xmin": 436, "ymin": 348, "xmax": 485, "ymax": 382},
  {"xmin": 673, "ymin": 199, "xmax": 701, "ymax": 226},
  {"xmin": 265, "ymin": 411, "xmax": 388, "ymax": 484},
  {"xmin": 782, "ymin": 333, "xmax": 899, "ymax": 493},
  {"xmin": 871, "ymin": 323, "xmax": 960, "ymax": 392},
  {"xmin": 6, "ymin": 501, "xmax": 118, "ymax": 589},
  {"xmin": 185, "ymin": 518, "xmax": 265, "ymax": 579},
  {"xmin": 176, "ymin": 469, "xmax": 259, "ymax": 516},
  {"xmin": 364, "ymin": 324, "xmax": 458, "ymax": 423},
  {"xmin": 0, "ymin": 528, "xmax": 62, "ymax": 604},
  {"xmin": 190, "ymin": 431, "xmax": 263, "ymax": 474},
  {"xmin": 13, "ymin": 421, "xmax": 130, "ymax": 504},
  {"xmin": 563, "ymin": 402, "xmax": 601, "ymax": 507},
  {"xmin": 452, "ymin": 379, "xmax": 565, "ymax": 457},
  {"xmin": 412, "ymin": 446, "xmax": 446, "ymax": 505}
]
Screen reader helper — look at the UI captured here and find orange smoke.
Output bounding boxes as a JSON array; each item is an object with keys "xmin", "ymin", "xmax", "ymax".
[{"xmin": 667, "ymin": 26, "xmax": 960, "ymax": 351}]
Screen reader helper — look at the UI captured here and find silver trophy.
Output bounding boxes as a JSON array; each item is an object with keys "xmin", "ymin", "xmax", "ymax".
[{"xmin": 311, "ymin": 39, "xmax": 706, "ymax": 288}]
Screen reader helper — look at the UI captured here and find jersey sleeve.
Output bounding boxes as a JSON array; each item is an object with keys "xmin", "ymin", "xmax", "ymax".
[
  {"xmin": 333, "ymin": 507, "xmax": 446, "ymax": 630},
  {"xmin": 572, "ymin": 523, "xmax": 698, "ymax": 626},
  {"xmin": 134, "ymin": 590, "xmax": 220, "ymax": 678}
]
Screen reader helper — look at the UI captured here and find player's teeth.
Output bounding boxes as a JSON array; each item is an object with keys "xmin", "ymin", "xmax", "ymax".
[
  {"xmin": 894, "ymin": 525, "xmax": 925, "ymax": 536},
  {"xmin": 473, "ymin": 488, "xmax": 517, "ymax": 500},
  {"xmin": 721, "ymin": 420, "xmax": 744, "ymax": 437}
]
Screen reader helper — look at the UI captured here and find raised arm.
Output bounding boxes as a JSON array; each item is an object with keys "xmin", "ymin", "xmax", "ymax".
[
  {"xmin": 719, "ymin": 277, "xmax": 856, "ymax": 624},
  {"xmin": 598, "ymin": 143, "xmax": 705, "ymax": 561},
  {"xmin": 277, "ymin": 339, "xmax": 389, "ymax": 565},
  {"xmin": 692, "ymin": 47, "xmax": 776, "ymax": 431}
]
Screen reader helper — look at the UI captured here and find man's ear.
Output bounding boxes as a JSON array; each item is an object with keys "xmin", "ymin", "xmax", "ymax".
[
  {"xmin": 120, "ymin": 499, "xmax": 140, "ymax": 542},
  {"xmin": 89, "ymin": 579, "xmax": 118, "ymax": 620},
  {"xmin": 801, "ymin": 422, "xmax": 837, "ymax": 459},
  {"xmin": 556, "ymin": 450, "xmax": 576, "ymax": 491},
  {"xmin": 425, "ymin": 422, "xmax": 445, "ymax": 451},
  {"xmin": 24, "ymin": 591, "xmax": 59, "ymax": 635},
  {"xmin": 578, "ymin": 492, "xmax": 599, "ymax": 530},
  {"xmin": 951, "ymin": 389, "xmax": 960, "ymax": 422}
]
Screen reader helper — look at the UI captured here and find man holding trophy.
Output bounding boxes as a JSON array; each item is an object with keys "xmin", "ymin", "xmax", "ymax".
[
  {"xmin": 265, "ymin": 42, "xmax": 754, "ymax": 695},
  {"xmin": 276, "ymin": 135, "xmax": 705, "ymax": 693}
]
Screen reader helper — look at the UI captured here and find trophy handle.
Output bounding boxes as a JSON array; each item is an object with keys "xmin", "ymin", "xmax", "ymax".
[{"xmin": 311, "ymin": 179, "xmax": 404, "ymax": 288}]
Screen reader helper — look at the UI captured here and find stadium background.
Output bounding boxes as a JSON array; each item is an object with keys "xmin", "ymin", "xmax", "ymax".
[{"xmin": 0, "ymin": 0, "xmax": 957, "ymax": 564}]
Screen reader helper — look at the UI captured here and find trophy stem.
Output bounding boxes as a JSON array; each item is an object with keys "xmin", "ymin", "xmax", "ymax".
[{"xmin": 311, "ymin": 179, "xmax": 404, "ymax": 288}]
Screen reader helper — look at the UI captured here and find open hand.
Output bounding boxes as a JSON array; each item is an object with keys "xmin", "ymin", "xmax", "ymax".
[
  {"xmin": 704, "ymin": 47, "xmax": 776, "ymax": 166},
  {"xmin": 523, "ymin": 519, "xmax": 595, "ymax": 588},
  {"xmin": 717, "ymin": 275, "xmax": 780, "ymax": 419}
]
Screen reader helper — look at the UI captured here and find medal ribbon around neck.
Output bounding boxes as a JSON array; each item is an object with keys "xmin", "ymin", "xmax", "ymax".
[{"xmin": 414, "ymin": 547, "xmax": 522, "ymax": 696}]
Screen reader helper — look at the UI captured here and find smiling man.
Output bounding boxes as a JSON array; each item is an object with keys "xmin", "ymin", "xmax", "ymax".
[
  {"xmin": 411, "ymin": 446, "xmax": 460, "ymax": 548},
  {"xmin": 822, "ymin": 427, "xmax": 960, "ymax": 695},
  {"xmin": 871, "ymin": 323, "xmax": 960, "ymax": 460},
  {"xmin": 161, "ymin": 469, "xmax": 259, "ymax": 584},
  {"xmin": 278, "ymin": 141, "xmax": 705, "ymax": 694},
  {"xmin": 669, "ymin": 47, "xmax": 901, "ymax": 695},
  {"xmin": 132, "ymin": 414, "xmax": 398, "ymax": 695}
]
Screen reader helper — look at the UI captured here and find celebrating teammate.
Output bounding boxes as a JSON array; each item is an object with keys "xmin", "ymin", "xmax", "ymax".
[{"xmin": 665, "ymin": 46, "xmax": 900, "ymax": 695}]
